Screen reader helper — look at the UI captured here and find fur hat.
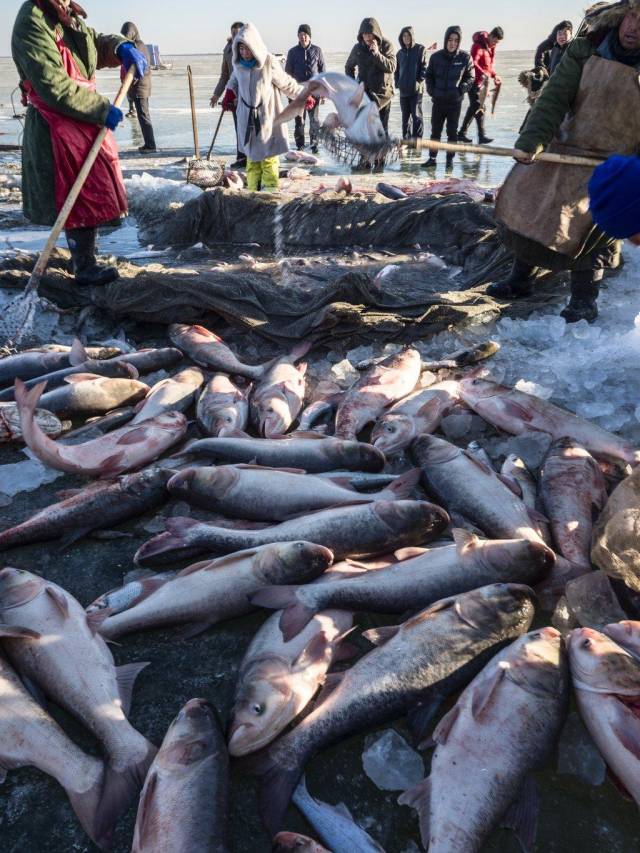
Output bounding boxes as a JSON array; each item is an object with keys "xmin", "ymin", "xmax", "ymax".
[{"xmin": 585, "ymin": 0, "xmax": 640, "ymax": 32}]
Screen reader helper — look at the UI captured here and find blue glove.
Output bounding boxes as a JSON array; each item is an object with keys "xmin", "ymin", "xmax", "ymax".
[
  {"xmin": 105, "ymin": 104, "xmax": 124, "ymax": 130},
  {"xmin": 116, "ymin": 42, "xmax": 149, "ymax": 80}
]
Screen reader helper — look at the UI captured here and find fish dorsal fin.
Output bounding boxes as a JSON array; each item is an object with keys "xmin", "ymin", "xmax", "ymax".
[
  {"xmin": 432, "ymin": 703, "xmax": 461, "ymax": 745},
  {"xmin": 315, "ymin": 671, "xmax": 345, "ymax": 706},
  {"xmin": 116, "ymin": 661, "xmax": 150, "ymax": 716},
  {"xmin": 361, "ymin": 625, "xmax": 400, "ymax": 646},
  {"xmin": 68, "ymin": 338, "xmax": 88, "ymax": 366},
  {"xmin": 45, "ymin": 586, "xmax": 69, "ymax": 620},
  {"xmin": 63, "ymin": 373, "xmax": 104, "ymax": 384},
  {"xmin": 452, "ymin": 528, "xmax": 478, "ymax": 554},
  {"xmin": 404, "ymin": 597, "xmax": 456, "ymax": 629},
  {"xmin": 471, "ymin": 664, "xmax": 508, "ymax": 720},
  {"xmin": 0, "ymin": 624, "xmax": 41, "ymax": 640},
  {"xmin": 85, "ymin": 609, "xmax": 110, "ymax": 635},
  {"xmin": 463, "ymin": 451, "xmax": 494, "ymax": 476}
]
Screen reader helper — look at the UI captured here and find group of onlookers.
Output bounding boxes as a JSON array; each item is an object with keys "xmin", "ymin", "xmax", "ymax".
[{"xmin": 211, "ymin": 19, "xmax": 504, "ymax": 176}]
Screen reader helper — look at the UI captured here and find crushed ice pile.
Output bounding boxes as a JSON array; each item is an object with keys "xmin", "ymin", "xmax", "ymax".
[
  {"xmin": 362, "ymin": 729, "xmax": 424, "ymax": 791},
  {"xmin": 124, "ymin": 172, "xmax": 202, "ymax": 219}
]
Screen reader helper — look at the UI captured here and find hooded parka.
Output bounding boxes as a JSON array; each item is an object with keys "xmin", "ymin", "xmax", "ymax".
[
  {"xmin": 226, "ymin": 22, "xmax": 303, "ymax": 162},
  {"xmin": 394, "ymin": 27, "xmax": 427, "ymax": 97},
  {"xmin": 11, "ymin": 0, "xmax": 126, "ymax": 226},
  {"xmin": 425, "ymin": 26, "xmax": 474, "ymax": 101},
  {"xmin": 345, "ymin": 18, "xmax": 397, "ymax": 109}
]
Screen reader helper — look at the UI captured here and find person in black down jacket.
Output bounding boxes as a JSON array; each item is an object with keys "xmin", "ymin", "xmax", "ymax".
[
  {"xmin": 394, "ymin": 26, "xmax": 427, "ymax": 141},
  {"xmin": 535, "ymin": 20, "xmax": 573, "ymax": 76},
  {"xmin": 346, "ymin": 17, "xmax": 397, "ymax": 134},
  {"xmin": 424, "ymin": 26, "xmax": 473, "ymax": 169},
  {"xmin": 285, "ymin": 24, "xmax": 326, "ymax": 153},
  {"xmin": 120, "ymin": 22, "xmax": 156, "ymax": 153}
]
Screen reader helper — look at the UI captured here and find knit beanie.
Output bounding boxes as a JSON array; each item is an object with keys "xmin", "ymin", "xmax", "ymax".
[
  {"xmin": 589, "ymin": 155, "xmax": 640, "ymax": 238},
  {"xmin": 298, "ymin": 24, "xmax": 311, "ymax": 37}
]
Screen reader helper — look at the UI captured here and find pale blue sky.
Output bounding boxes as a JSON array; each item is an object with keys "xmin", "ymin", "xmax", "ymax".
[{"xmin": 2, "ymin": 0, "xmax": 586, "ymax": 56}]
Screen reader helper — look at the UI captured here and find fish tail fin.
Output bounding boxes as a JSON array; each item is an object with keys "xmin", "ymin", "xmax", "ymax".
[
  {"xmin": 134, "ymin": 529, "xmax": 202, "ymax": 567},
  {"xmin": 65, "ymin": 772, "xmax": 111, "ymax": 850},
  {"xmin": 250, "ymin": 586, "xmax": 316, "ymax": 641},
  {"xmin": 94, "ymin": 743, "xmax": 157, "ymax": 846},
  {"xmin": 376, "ymin": 468, "xmax": 421, "ymax": 501},
  {"xmin": 14, "ymin": 378, "xmax": 47, "ymax": 439},
  {"xmin": 398, "ymin": 775, "xmax": 432, "ymax": 849}
]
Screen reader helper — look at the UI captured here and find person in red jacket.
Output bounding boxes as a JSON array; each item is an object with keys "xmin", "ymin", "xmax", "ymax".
[{"xmin": 458, "ymin": 27, "xmax": 503, "ymax": 144}]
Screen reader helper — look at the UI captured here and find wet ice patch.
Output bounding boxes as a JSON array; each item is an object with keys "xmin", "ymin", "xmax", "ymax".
[
  {"xmin": 557, "ymin": 711, "xmax": 606, "ymax": 786},
  {"xmin": 0, "ymin": 457, "xmax": 62, "ymax": 504},
  {"xmin": 362, "ymin": 729, "xmax": 424, "ymax": 791},
  {"xmin": 124, "ymin": 172, "xmax": 202, "ymax": 219}
]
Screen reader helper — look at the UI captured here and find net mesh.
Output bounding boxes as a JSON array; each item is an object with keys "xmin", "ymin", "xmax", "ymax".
[
  {"xmin": 186, "ymin": 157, "xmax": 225, "ymax": 189},
  {"xmin": 317, "ymin": 126, "xmax": 401, "ymax": 169}
]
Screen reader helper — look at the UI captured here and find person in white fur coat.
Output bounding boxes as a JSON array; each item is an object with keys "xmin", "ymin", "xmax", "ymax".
[{"xmin": 223, "ymin": 22, "xmax": 305, "ymax": 190}]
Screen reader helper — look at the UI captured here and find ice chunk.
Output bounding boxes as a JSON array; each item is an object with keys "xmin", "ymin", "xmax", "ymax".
[
  {"xmin": 557, "ymin": 712, "xmax": 606, "ymax": 786},
  {"xmin": 362, "ymin": 729, "xmax": 424, "ymax": 791},
  {"xmin": 441, "ymin": 412, "xmax": 473, "ymax": 440},
  {"xmin": 331, "ymin": 359, "xmax": 359, "ymax": 388},
  {"xmin": 346, "ymin": 345, "xmax": 375, "ymax": 365},
  {"xmin": 0, "ymin": 458, "xmax": 62, "ymax": 500},
  {"xmin": 514, "ymin": 379, "xmax": 554, "ymax": 400}
]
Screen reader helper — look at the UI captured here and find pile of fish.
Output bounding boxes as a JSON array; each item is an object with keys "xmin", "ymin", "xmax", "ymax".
[{"xmin": 2, "ymin": 320, "xmax": 640, "ymax": 852}]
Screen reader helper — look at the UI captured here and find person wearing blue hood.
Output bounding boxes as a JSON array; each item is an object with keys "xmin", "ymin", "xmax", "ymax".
[
  {"xmin": 424, "ymin": 26, "xmax": 473, "ymax": 169},
  {"xmin": 589, "ymin": 155, "xmax": 640, "ymax": 245},
  {"xmin": 394, "ymin": 26, "xmax": 427, "ymax": 142}
]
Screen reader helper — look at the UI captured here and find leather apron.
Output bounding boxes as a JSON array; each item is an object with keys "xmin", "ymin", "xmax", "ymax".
[{"xmin": 495, "ymin": 56, "xmax": 640, "ymax": 258}]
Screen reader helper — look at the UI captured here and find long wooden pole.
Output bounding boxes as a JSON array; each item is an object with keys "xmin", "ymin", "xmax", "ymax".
[
  {"xmin": 206, "ymin": 109, "xmax": 225, "ymax": 161},
  {"xmin": 187, "ymin": 65, "xmax": 200, "ymax": 159},
  {"xmin": 25, "ymin": 67, "xmax": 136, "ymax": 296},
  {"xmin": 403, "ymin": 138, "xmax": 604, "ymax": 168}
]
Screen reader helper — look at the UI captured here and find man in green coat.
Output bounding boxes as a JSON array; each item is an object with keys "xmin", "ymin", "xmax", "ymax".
[
  {"xmin": 491, "ymin": 0, "xmax": 640, "ymax": 323},
  {"xmin": 12, "ymin": 0, "xmax": 147, "ymax": 285}
]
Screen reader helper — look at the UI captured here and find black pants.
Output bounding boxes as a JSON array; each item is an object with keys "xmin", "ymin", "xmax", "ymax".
[
  {"xmin": 400, "ymin": 94, "xmax": 423, "ymax": 139},
  {"xmin": 230, "ymin": 112, "xmax": 245, "ymax": 162},
  {"xmin": 430, "ymin": 99, "xmax": 462, "ymax": 156},
  {"xmin": 134, "ymin": 97, "xmax": 156, "ymax": 150},
  {"xmin": 294, "ymin": 103, "xmax": 320, "ymax": 150},
  {"xmin": 461, "ymin": 83, "xmax": 483, "ymax": 131},
  {"xmin": 378, "ymin": 102, "xmax": 391, "ymax": 133}
]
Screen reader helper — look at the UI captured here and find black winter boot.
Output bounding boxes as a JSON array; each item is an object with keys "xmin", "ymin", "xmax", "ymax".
[
  {"xmin": 560, "ymin": 271, "xmax": 601, "ymax": 324},
  {"xmin": 65, "ymin": 228, "xmax": 119, "ymax": 287},
  {"xmin": 422, "ymin": 157, "xmax": 438, "ymax": 169},
  {"xmin": 476, "ymin": 114, "xmax": 493, "ymax": 145},
  {"xmin": 445, "ymin": 152, "xmax": 455, "ymax": 171},
  {"xmin": 487, "ymin": 258, "xmax": 536, "ymax": 299}
]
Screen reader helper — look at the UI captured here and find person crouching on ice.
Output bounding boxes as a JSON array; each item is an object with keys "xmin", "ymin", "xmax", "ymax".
[
  {"xmin": 221, "ymin": 22, "xmax": 304, "ymax": 192},
  {"xmin": 11, "ymin": 0, "xmax": 148, "ymax": 286}
]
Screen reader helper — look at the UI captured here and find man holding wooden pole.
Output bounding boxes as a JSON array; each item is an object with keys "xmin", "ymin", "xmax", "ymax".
[
  {"xmin": 491, "ymin": 0, "xmax": 640, "ymax": 323},
  {"xmin": 11, "ymin": 0, "xmax": 148, "ymax": 286}
]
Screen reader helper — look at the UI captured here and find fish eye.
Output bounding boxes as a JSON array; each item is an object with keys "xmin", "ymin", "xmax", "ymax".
[
  {"xmin": 581, "ymin": 638, "xmax": 592, "ymax": 649},
  {"xmin": 532, "ymin": 632, "xmax": 541, "ymax": 640},
  {"xmin": 252, "ymin": 703, "xmax": 265, "ymax": 716},
  {"xmin": 385, "ymin": 424, "xmax": 395, "ymax": 433}
]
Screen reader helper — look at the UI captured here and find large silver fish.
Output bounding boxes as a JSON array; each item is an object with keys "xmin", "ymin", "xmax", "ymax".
[
  {"xmin": 38, "ymin": 374, "xmax": 149, "ymax": 417},
  {"xmin": 540, "ymin": 437, "xmax": 607, "ymax": 570},
  {"xmin": 334, "ymin": 348, "xmax": 421, "ymax": 441},
  {"xmin": 400, "ymin": 627, "xmax": 568, "ymax": 852},
  {"xmin": 169, "ymin": 323, "xmax": 278, "ymax": 380},
  {"xmin": 196, "ymin": 374, "xmax": 250, "ymax": 436},
  {"xmin": 228, "ymin": 608, "xmax": 354, "ymax": 756},
  {"xmin": 0, "ymin": 647, "xmax": 108, "ymax": 849},
  {"xmin": 15, "ymin": 378, "xmax": 187, "ymax": 477},
  {"xmin": 253, "ymin": 583, "xmax": 535, "ymax": 835},
  {"xmin": 250, "ymin": 344, "xmax": 310, "ymax": 437},
  {"xmin": 167, "ymin": 465, "xmax": 419, "ymax": 521},
  {"xmin": 187, "ymin": 433, "xmax": 386, "ymax": 473},
  {"xmin": 131, "ymin": 698, "xmax": 230, "ymax": 853},
  {"xmin": 459, "ymin": 377, "xmax": 640, "ymax": 466},
  {"xmin": 568, "ymin": 627, "xmax": 640, "ymax": 806},
  {"xmin": 131, "ymin": 367, "xmax": 204, "ymax": 423},
  {"xmin": 134, "ymin": 501, "xmax": 449, "ymax": 568},
  {"xmin": 0, "ymin": 568, "xmax": 156, "ymax": 837},
  {"xmin": 93, "ymin": 541, "xmax": 334, "ymax": 639},
  {"xmin": 252, "ymin": 531, "xmax": 554, "ymax": 640},
  {"xmin": 412, "ymin": 434, "xmax": 544, "ymax": 544}
]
